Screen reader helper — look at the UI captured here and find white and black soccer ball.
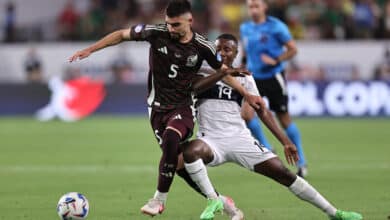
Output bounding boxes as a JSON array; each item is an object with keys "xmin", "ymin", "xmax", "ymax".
[{"xmin": 57, "ymin": 192, "xmax": 89, "ymax": 220}]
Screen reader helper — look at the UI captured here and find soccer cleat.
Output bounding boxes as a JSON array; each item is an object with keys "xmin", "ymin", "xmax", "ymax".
[
  {"xmin": 297, "ymin": 166, "xmax": 308, "ymax": 178},
  {"xmin": 330, "ymin": 210, "xmax": 363, "ymax": 220},
  {"xmin": 200, "ymin": 198, "xmax": 224, "ymax": 220},
  {"xmin": 140, "ymin": 198, "xmax": 165, "ymax": 217},
  {"xmin": 220, "ymin": 196, "xmax": 244, "ymax": 220}
]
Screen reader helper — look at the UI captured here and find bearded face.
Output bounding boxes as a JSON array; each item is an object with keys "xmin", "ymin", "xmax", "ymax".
[
  {"xmin": 169, "ymin": 31, "xmax": 183, "ymax": 41},
  {"xmin": 166, "ymin": 13, "xmax": 192, "ymax": 42}
]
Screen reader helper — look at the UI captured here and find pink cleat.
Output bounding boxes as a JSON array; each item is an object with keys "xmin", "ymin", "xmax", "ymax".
[
  {"xmin": 220, "ymin": 195, "xmax": 244, "ymax": 220},
  {"xmin": 140, "ymin": 198, "xmax": 165, "ymax": 217}
]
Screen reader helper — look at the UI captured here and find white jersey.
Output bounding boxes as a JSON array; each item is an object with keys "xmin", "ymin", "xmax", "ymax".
[{"xmin": 196, "ymin": 74, "xmax": 260, "ymax": 138}]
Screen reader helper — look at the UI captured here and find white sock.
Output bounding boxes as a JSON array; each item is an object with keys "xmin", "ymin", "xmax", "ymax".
[
  {"xmin": 184, "ymin": 159, "xmax": 218, "ymax": 199},
  {"xmin": 153, "ymin": 190, "xmax": 167, "ymax": 204},
  {"xmin": 289, "ymin": 176, "xmax": 337, "ymax": 217}
]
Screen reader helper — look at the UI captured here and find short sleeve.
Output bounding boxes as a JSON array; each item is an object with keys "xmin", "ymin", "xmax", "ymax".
[
  {"xmin": 130, "ymin": 24, "xmax": 167, "ymax": 42},
  {"xmin": 244, "ymin": 75, "xmax": 260, "ymax": 96},
  {"xmin": 204, "ymin": 45, "xmax": 223, "ymax": 70},
  {"xmin": 239, "ymin": 23, "xmax": 246, "ymax": 38},
  {"xmin": 196, "ymin": 34, "xmax": 223, "ymax": 70},
  {"xmin": 276, "ymin": 21, "xmax": 292, "ymax": 44},
  {"xmin": 205, "ymin": 50, "xmax": 222, "ymax": 70}
]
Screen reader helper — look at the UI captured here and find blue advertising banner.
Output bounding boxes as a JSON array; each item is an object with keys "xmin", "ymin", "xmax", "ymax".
[{"xmin": 287, "ymin": 81, "xmax": 390, "ymax": 117}]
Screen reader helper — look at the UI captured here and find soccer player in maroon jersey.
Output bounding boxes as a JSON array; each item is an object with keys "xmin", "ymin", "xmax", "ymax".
[{"xmin": 69, "ymin": 0, "xmax": 255, "ymax": 217}]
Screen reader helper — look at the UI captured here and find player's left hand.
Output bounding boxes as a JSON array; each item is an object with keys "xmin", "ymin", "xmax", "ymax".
[
  {"xmin": 261, "ymin": 54, "xmax": 278, "ymax": 66},
  {"xmin": 69, "ymin": 49, "xmax": 91, "ymax": 62},
  {"xmin": 245, "ymin": 94, "xmax": 262, "ymax": 110},
  {"xmin": 283, "ymin": 143, "xmax": 299, "ymax": 166}
]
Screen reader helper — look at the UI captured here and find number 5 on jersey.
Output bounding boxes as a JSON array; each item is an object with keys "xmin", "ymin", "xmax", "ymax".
[{"xmin": 169, "ymin": 64, "xmax": 179, "ymax": 78}]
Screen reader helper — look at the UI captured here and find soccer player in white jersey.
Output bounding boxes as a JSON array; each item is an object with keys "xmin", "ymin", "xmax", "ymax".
[{"xmin": 181, "ymin": 33, "xmax": 363, "ymax": 220}]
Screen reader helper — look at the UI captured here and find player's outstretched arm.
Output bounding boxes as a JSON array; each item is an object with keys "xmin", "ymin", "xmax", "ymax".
[
  {"xmin": 252, "ymin": 101, "xmax": 299, "ymax": 165},
  {"xmin": 69, "ymin": 29, "xmax": 130, "ymax": 62},
  {"xmin": 199, "ymin": 67, "xmax": 216, "ymax": 75},
  {"xmin": 222, "ymin": 75, "xmax": 264, "ymax": 110},
  {"xmin": 192, "ymin": 70, "xmax": 227, "ymax": 94},
  {"xmin": 192, "ymin": 64, "xmax": 250, "ymax": 94}
]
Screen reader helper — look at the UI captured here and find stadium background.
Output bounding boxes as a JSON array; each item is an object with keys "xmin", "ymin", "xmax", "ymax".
[{"xmin": 0, "ymin": 0, "xmax": 389, "ymax": 220}]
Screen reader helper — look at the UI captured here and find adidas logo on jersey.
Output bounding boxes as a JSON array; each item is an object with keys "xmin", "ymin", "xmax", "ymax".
[
  {"xmin": 158, "ymin": 46, "xmax": 168, "ymax": 54},
  {"xmin": 173, "ymin": 114, "xmax": 182, "ymax": 120}
]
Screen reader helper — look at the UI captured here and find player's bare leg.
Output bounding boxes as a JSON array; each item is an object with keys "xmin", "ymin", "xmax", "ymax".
[
  {"xmin": 182, "ymin": 139, "xmax": 214, "ymax": 164},
  {"xmin": 182, "ymin": 140, "xmax": 244, "ymax": 220},
  {"xmin": 254, "ymin": 156, "xmax": 296, "ymax": 186},
  {"xmin": 276, "ymin": 112, "xmax": 308, "ymax": 177},
  {"xmin": 253, "ymin": 158, "xmax": 362, "ymax": 220}
]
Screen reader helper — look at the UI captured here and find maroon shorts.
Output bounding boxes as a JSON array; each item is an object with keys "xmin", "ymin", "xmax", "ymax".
[{"xmin": 149, "ymin": 106, "xmax": 195, "ymax": 147}]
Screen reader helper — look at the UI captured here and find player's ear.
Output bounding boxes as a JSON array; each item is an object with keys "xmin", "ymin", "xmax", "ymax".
[
  {"xmin": 232, "ymin": 42, "xmax": 238, "ymax": 56},
  {"xmin": 187, "ymin": 13, "xmax": 193, "ymax": 25},
  {"xmin": 233, "ymin": 48, "xmax": 238, "ymax": 58}
]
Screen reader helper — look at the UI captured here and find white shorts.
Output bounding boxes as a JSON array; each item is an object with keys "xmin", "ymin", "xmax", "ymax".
[{"xmin": 199, "ymin": 135, "xmax": 277, "ymax": 171}]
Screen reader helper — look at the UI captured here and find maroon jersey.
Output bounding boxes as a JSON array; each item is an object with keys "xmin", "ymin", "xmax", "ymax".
[{"xmin": 130, "ymin": 24, "xmax": 223, "ymax": 111}]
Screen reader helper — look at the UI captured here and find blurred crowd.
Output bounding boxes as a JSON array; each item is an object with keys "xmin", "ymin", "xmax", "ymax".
[
  {"xmin": 269, "ymin": 0, "xmax": 390, "ymax": 40},
  {"xmin": 3, "ymin": 0, "xmax": 390, "ymax": 83},
  {"xmin": 3, "ymin": 0, "xmax": 390, "ymax": 42}
]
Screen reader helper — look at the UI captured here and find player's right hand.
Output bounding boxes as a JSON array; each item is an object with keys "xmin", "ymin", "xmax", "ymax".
[
  {"xmin": 69, "ymin": 50, "xmax": 91, "ymax": 62},
  {"xmin": 261, "ymin": 54, "xmax": 278, "ymax": 66},
  {"xmin": 283, "ymin": 143, "xmax": 299, "ymax": 166}
]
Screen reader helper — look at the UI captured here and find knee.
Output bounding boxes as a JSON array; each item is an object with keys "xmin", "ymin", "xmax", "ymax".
[
  {"xmin": 161, "ymin": 129, "xmax": 181, "ymax": 152},
  {"xmin": 182, "ymin": 144, "xmax": 203, "ymax": 163}
]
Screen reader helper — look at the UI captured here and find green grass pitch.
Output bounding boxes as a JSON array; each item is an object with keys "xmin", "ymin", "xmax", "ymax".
[{"xmin": 0, "ymin": 116, "xmax": 389, "ymax": 220}]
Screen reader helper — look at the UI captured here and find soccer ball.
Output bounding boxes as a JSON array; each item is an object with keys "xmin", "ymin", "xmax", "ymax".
[{"xmin": 57, "ymin": 192, "xmax": 89, "ymax": 220}]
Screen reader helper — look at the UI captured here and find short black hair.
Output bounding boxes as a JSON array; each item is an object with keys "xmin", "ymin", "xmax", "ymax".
[
  {"xmin": 166, "ymin": 0, "xmax": 192, "ymax": 17},
  {"xmin": 216, "ymin": 33, "xmax": 238, "ymax": 45}
]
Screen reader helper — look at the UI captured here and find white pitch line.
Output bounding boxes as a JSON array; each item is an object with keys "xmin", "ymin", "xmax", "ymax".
[{"xmin": 0, "ymin": 165, "xmax": 156, "ymax": 173}]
